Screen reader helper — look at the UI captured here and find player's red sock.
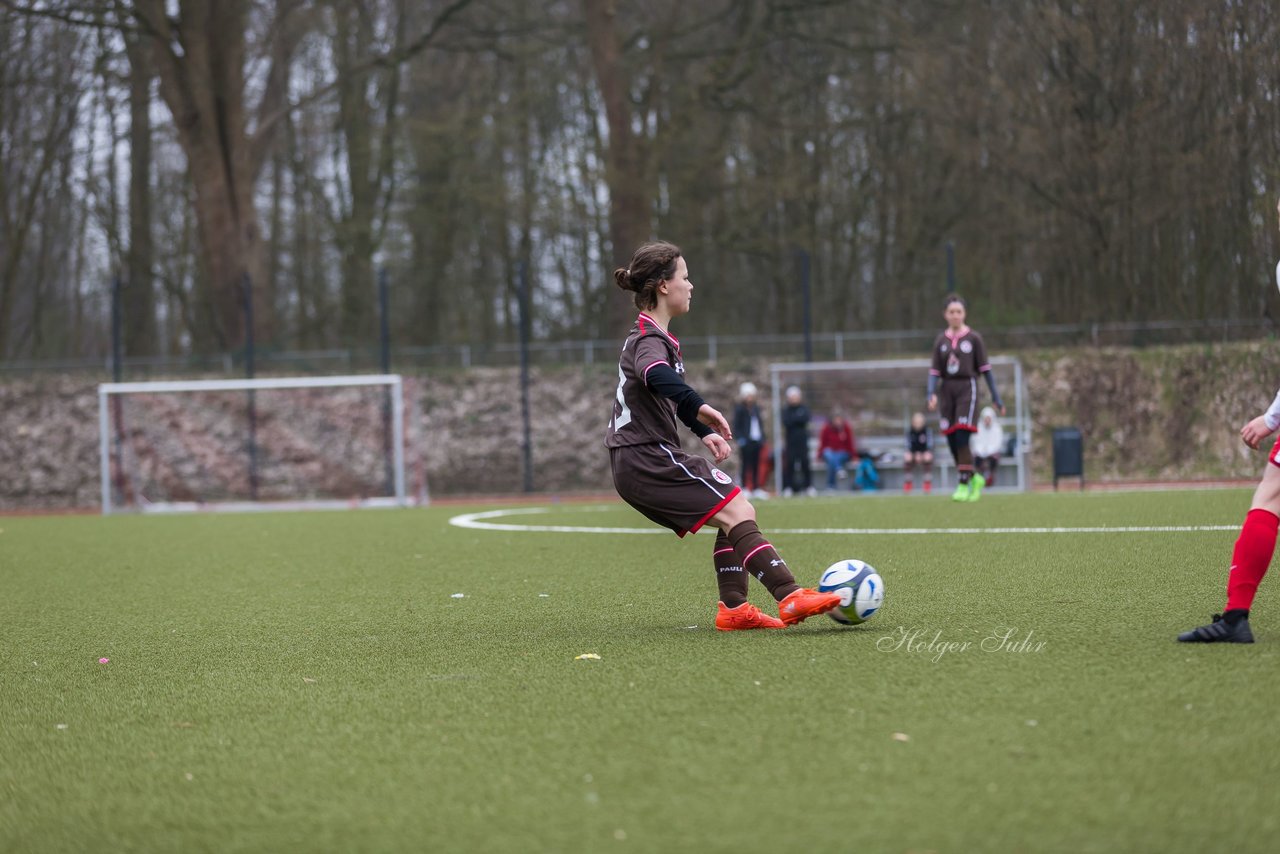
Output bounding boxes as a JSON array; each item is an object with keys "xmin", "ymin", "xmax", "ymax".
[
  {"xmin": 713, "ymin": 530, "xmax": 749, "ymax": 608},
  {"xmin": 1225, "ymin": 508, "xmax": 1279, "ymax": 612},
  {"xmin": 727, "ymin": 521, "xmax": 800, "ymax": 602}
]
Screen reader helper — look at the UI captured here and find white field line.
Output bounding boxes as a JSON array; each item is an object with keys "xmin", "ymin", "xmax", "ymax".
[{"xmin": 448, "ymin": 508, "xmax": 1237, "ymax": 536}]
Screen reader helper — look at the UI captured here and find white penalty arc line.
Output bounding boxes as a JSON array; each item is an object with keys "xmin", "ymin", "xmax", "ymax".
[{"xmin": 448, "ymin": 508, "xmax": 1238, "ymax": 536}]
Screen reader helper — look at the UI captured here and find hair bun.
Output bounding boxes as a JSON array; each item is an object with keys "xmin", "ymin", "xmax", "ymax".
[{"xmin": 613, "ymin": 266, "xmax": 635, "ymax": 292}]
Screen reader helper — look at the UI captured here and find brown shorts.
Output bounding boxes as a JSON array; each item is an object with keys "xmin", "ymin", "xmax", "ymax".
[
  {"xmin": 610, "ymin": 442, "xmax": 741, "ymax": 537},
  {"xmin": 938, "ymin": 377, "xmax": 978, "ymax": 435}
]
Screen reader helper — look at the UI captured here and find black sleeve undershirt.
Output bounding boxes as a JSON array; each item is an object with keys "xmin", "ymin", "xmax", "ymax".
[
  {"xmin": 645, "ymin": 363, "xmax": 713, "ymax": 438},
  {"xmin": 982, "ymin": 370, "xmax": 1003, "ymax": 409}
]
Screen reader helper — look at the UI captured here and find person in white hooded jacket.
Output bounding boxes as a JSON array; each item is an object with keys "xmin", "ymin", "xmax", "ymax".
[{"xmin": 971, "ymin": 406, "xmax": 1005, "ymax": 490}]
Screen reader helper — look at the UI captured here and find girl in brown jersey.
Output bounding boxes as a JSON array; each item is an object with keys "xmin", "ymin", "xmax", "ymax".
[
  {"xmin": 926, "ymin": 294, "xmax": 1004, "ymax": 502},
  {"xmin": 605, "ymin": 241, "xmax": 841, "ymax": 630}
]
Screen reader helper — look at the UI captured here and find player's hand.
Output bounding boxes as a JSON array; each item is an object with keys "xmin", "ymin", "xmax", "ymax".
[
  {"xmin": 927, "ymin": 395, "xmax": 938, "ymax": 412},
  {"xmin": 1241, "ymin": 415, "xmax": 1276, "ymax": 450},
  {"xmin": 697, "ymin": 404, "xmax": 732, "ymax": 441},
  {"xmin": 702, "ymin": 433, "xmax": 732, "ymax": 463},
  {"xmin": 996, "ymin": 403, "xmax": 1006, "ymax": 417}
]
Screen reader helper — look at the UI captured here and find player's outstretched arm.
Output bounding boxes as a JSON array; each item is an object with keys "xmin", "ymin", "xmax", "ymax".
[{"xmin": 697, "ymin": 404, "xmax": 732, "ymax": 441}]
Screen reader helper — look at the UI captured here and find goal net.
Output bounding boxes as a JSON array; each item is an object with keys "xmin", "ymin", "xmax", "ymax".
[
  {"xmin": 767, "ymin": 357, "xmax": 1029, "ymax": 493},
  {"xmin": 97, "ymin": 374, "xmax": 414, "ymax": 514}
]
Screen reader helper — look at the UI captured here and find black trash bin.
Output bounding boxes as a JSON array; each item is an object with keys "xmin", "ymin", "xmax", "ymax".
[{"xmin": 1052, "ymin": 427, "xmax": 1084, "ymax": 491}]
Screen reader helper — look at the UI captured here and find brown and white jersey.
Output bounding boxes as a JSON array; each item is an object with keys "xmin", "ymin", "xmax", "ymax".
[
  {"xmin": 930, "ymin": 326, "xmax": 990, "ymax": 382},
  {"xmin": 605, "ymin": 313, "xmax": 685, "ymax": 448}
]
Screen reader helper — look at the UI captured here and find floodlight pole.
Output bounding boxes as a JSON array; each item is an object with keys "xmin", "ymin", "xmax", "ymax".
[
  {"xmin": 378, "ymin": 266, "xmax": 394, "ymax": 496},
  {"xmin": 946, "ymin": 241, "xmax": 956, "ymax": 293},
  {"xmin": 111, "ymin": 275, "xmax": 123, "ymax": 383},
  {"xmin": 110, "ymin": 274, "xmax": 124, "ymax": 508},
  {"xmin": 242, "ymin": 273, "xmax": 259, "ymax": 501},
  {"xmin": 798, "ymin": 249, "xmax": 813, "ymax": 363},
  {"xmin": 517, "ymin": 261, "xmax": 534, "ymax": 493}
]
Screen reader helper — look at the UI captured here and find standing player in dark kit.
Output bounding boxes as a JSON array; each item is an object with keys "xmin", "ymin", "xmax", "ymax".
[
  {"xmin": 927, "ymin": 295, "xmax": 1004, "ymax": 502},
  {"xmin": 903, "ymin": 412, "xmax": 934, "ymax": 494},
  {"xmin": 605, "ymin": 241, "xmax": 841, "ymax": 630}
]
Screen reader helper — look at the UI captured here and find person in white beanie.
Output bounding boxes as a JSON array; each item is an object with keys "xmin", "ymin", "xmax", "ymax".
[{"xmin": 781, "ymin": 386, "xmax": 814, "ymax": 496}]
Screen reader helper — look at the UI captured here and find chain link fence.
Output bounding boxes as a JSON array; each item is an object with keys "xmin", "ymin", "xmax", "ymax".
[{"xmin": 2, "ymin": 318, "xmax": 1273, "ymax": 378}]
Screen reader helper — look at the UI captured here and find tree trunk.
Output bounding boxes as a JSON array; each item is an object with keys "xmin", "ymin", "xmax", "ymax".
[
  {"xmin": 134, "ymin": 0, "xmax": 285, "ymax": 351},
  {"xmin": 124, "ymin": 33, "xmax": 156, "ymax": 357},
  {"xmin": 334, "ymin": 3, "xmax": 376, "ymax": 348},
  {"xmin": 583, "ymin": 1, "xmax": 648, "ymax": 282}
]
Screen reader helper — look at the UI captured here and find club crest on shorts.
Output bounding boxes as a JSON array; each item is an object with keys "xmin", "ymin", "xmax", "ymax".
[
  {"xmin": 711, "ymin": 468, "xmax": 732, "ymax": 485},
  {"xmin": 940, "ymin": 417, "xmax": 951, "ymax": 431}
]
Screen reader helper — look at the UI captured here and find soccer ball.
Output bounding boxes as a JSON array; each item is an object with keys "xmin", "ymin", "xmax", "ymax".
[{"xmin": 818, "ymin": 559, "xmax": 885, "ymax": 625}]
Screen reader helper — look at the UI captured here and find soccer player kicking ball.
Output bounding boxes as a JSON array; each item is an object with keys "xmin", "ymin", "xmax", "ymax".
[{"xmin": 604, "ymin": 241, "xmax": 842, "ymax": 630}]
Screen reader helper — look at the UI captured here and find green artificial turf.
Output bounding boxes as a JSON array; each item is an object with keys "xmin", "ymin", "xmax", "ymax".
[{"xmin": 2, "ymin": 489, "xmax": 1278, "ymax": 853}]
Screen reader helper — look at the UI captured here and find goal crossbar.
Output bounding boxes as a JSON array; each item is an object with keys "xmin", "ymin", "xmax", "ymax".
[{"xmin": 97, "ymin": 374, "xmax": 408, "ymax": 514}]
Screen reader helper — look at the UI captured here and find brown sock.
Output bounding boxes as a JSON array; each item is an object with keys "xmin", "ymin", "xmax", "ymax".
[
  {"xmin": 713, "ymin": 530, "xmax": 749, "ymax": 608},
  {"xmin": 727, "ymin": 521, "xmax": 800, "ymax": 602},
  {"xmin": 956, "ymin": 444, "xmax": 974, "ymax": 484}
]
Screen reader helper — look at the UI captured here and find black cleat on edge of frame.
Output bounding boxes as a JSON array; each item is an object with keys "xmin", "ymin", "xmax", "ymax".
[{"xmin": 1177, "ymin": 613, "xmax": 1255, "ymax": 644}]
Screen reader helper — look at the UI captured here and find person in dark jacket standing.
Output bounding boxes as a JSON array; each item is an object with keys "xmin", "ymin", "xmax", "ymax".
[{"xmin": 781, "ymin": 386, "xmax": 815, "ymax": 496}]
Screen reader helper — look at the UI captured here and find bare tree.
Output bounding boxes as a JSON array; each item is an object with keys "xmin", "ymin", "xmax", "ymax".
[{"xmin": 0, "ymin": 9, "xmax": 84, "ymax": 357}]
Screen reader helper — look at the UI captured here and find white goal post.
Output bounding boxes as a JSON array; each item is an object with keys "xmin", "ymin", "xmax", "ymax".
[
  {"xmin": 98, "ymin": 374, "xmax": 410, "ymax": 514},
  {"xmin": 767, "ymin": 356, "xmax": 1029, "ymax": 493}
]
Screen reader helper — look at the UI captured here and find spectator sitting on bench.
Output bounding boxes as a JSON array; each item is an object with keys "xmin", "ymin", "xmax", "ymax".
[
  {"xmin": 854, "ymin": 448, "xmax": 881, "ymax": 492},
  {"xmin": 817, "ymin": 412, "xmax": 856, "ymax": 490}
]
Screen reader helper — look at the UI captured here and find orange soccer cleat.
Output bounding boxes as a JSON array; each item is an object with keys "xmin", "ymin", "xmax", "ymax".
[
  {"xmin": 715, "ymin": 601, "xmax": 787, "ymax": 631},
  {"xmin": 777, "ymin": 588, "xmax": 843, "ymax": 626}
]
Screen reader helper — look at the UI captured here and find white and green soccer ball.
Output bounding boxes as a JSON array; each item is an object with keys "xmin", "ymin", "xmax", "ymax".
[{"xmin": 818, "ymin": 559, "xmax": 885, "ymax": 625}]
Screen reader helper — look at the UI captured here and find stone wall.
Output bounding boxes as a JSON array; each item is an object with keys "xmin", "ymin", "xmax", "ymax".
[{"xmin": 0, "ymin": 341, "xmax": 1272, "ymax": 510}]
